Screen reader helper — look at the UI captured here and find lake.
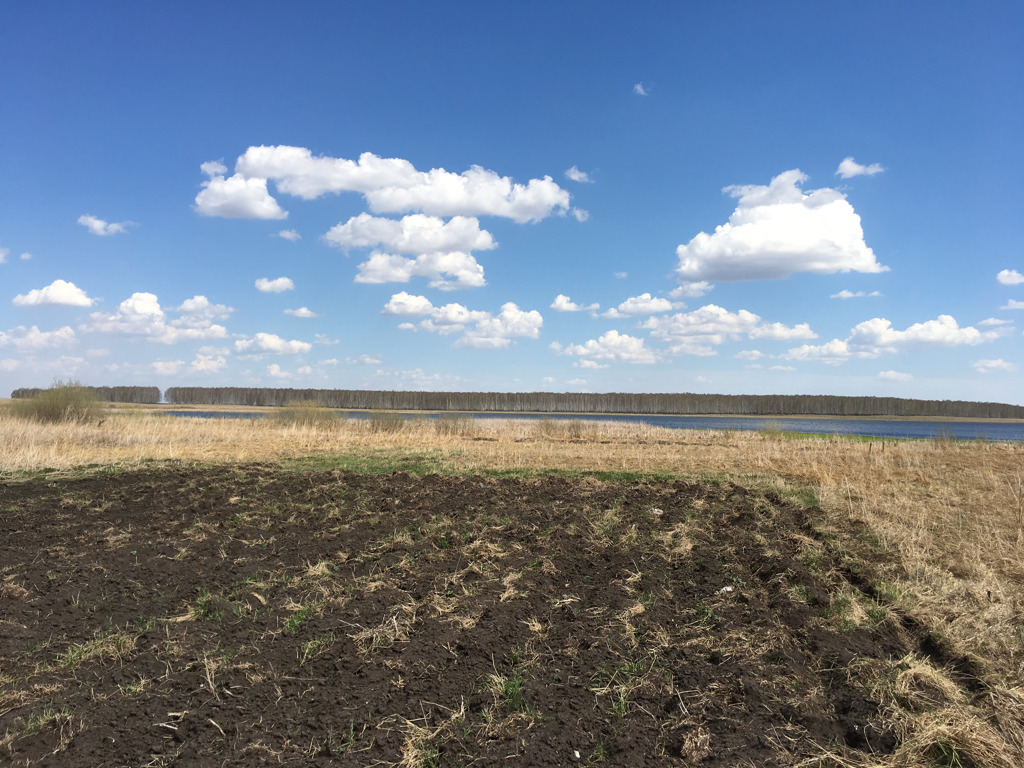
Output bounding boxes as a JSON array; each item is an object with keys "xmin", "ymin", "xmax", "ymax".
[{"xmin": 163, "ymin": 410, "xmax": 1024, "ymax": 441}]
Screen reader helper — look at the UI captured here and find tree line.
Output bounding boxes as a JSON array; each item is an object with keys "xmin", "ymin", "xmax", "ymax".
[
  {"xmin": 10, "ymin": 386, "xmax": 160, "ymax": 404},
  {"xmin": 9, "ymin": 385, "xmax": 1023, "ymax": 418},
  {"xmin": 161, "ymin": 387, "xmax": 1024, "ymax": 419}
]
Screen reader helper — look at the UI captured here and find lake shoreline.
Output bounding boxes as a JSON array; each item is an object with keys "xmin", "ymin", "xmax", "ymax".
[{"xmin": 114, "ymin": 401, "xmax": 1024, "ymax": 423}]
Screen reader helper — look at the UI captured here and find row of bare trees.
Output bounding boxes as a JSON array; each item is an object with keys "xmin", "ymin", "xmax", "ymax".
[
  {"xmin": 10, "ymin": 385, "xmax": 1022, "ymax": 418},
  {"xmin": 161, "ymin": 387, "xmax": 1024, "ymax": 419},
  {"xmin": 10, "ymin": 386, "xmax": 161, "ymax": 404}
]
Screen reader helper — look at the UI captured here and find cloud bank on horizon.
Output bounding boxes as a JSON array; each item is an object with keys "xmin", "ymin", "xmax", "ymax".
[{"xmin": 1, "ymin": 4, "xmax": 1020, "ymax": 404}]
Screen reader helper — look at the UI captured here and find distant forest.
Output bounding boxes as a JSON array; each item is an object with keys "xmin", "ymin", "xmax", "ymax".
[
  {"xmin": 9, "ymin": 385, "xmax": 1023, "ymax": 418},
  {"xmin": 10, "ymin": 386, "xmax": 160, "ymax": 404}
]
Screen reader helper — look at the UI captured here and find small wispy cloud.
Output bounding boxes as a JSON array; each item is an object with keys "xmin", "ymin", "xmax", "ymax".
[
  {"xmin": 77, "ymin": 214, "xmax": 135, "ymax": 236},
  {"xmin": 277, "ymin": 229, "xmax": 301, "ymax": 241},
  {"xmin": 633, "ymin": 82, "xmax": 648, "ymax": 96},
  {"xmin": 831, "ymin": 289, "xmax": 882, "ymax": 299},
  {"xmin": 835, "ymin": 157, "xmax": 884, "ymax": 179},
  {"xmin": 565, "ymin": 166, "xmax": 593, "ymax": 183},
  {"xmin": 346, "ymin": 354, "xmax": 382, "ymax": 365},
  {"xmin": 972, "ymin": 358, "xmax": 1016, "ymax": 374},
  {"xmin": 877, "ymin": 370, "xmax": 913, "ymax": 382}
]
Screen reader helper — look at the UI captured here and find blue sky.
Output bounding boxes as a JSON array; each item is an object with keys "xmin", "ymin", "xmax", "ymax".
[{"xmin": 2, "ymin": 2, "xmax": 1022, "ymax": 404}]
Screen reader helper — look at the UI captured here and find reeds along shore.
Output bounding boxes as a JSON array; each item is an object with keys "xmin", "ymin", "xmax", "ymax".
[{"xmin": 2, "ymin": 408, "xmax": 1023, "ymax": 763}]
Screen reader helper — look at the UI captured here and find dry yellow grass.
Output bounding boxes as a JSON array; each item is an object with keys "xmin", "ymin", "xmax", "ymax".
[{"xmin": 2, "ymin": 405, "xmax": 1023, "ymax": 765}]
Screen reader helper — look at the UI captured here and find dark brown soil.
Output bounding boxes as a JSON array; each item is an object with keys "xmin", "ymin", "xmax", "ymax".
[{"xmin": 1, "ymin": 465, "xmax": 913, "ymax": 766}]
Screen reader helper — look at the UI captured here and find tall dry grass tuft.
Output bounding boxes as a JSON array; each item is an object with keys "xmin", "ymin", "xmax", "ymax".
[{"xmin": 271, "ymin": 401, "xmax": 343, "ymax": 428}]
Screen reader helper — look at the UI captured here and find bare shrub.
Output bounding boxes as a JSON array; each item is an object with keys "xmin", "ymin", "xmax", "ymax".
[{"xmin": 9, "ymin": 380, "xmax": 102, "ymax": 424}]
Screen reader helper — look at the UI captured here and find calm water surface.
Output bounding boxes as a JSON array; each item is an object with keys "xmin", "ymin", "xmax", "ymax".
[{"xmin": 164, "ymin": 410, "xmax": 1024, "ymax": 441}]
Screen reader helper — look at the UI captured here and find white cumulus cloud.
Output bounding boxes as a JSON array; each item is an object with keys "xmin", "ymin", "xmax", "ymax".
[
  {"xmin": 255, "ymin": 277, "xmax": 295, "ymax": 293},
  {"xmin": 552, "ymin": 330, "xmax": 656, "ymax": 364},
  {"xmin": 235, "ymin": 332, "xmax": 312, "ymax": 355},
  {"xmin": 457, "ymin": 303, "xmax": 543, "ymax": 349},
  {"xmin": 784, "ymin": 339, "xmax": 855, "ymax": 366},
  {"xmin": 835, "ymin": 157, "xmax": 885, "ymax": 179},
  {"xmin": 786, "ymin": 315, "xmax": 1003, "ymax": 365},
  {"xmin": 326, "ymin": 213, "xmax": 496, "ymax": 253},
  {"xmin": 365, "ymin": 165, "xmax": 570, "ymax": 223},
  {"xmin": 602, "ymin": 293, "xmax": 677, "ymax": 318},
  {"xmin": 277, "ymin": 229, "xmax": 301, "ymax": 241},
  {"xmin": 80, "ymin": 292, "xmax": 229, "ymax": 344},
  {"xmin": 194, "ymin": 162, "xmax": 287, "ymax": 219},
  {"xmin": 192, "ymin": 353, "xmax": 227, "ymax": 372},
  {"xmin": 284, "ymin": 307, "xmax": 319, "ymax": 318},
  {"xmin": 355, "ymin": 251, "xmax": 485, "ymax": 290},
  {"xmin": 550, "ymin": 294, "xmax": 599, "ymax": 313},
  {"xmin": 381, "ymin": 293, "xmax": 541, "ymax": 348},
  {"xmin": 1003, "ymin": 299, "xmax": 1024, "ymax": 310},
  {"xmin": 641, "ymin": 305, "xmax": 763, "ymax": 356},
  {"xmin": 675, "ymin": 169, "xmax": 887, "ymax": 282},
  {"xmin": 13, "ymin": 279, "xmax": 95, "ymax": 307},
  {"xmin": 748, "ymin": 322, "xmax": 817, "ymax": 341},
  {"xmin": 997, "ymin": 269, "xmax": 1024, "ymax": 286},
  {"xmin": 267, "ymin": 363, "xmax": 292, "ymax": 379},
  {"xmin": 174, "ymin": 296, "xmax": 234, "ymax": 327},
  {"xmin": 848, "ymin": 315, "xmax": 1003, "ymax": 350},
  {"xmin": 382, "ymin": 291, "xmax": 436, "ymax": 316},
  {"xmin": 220, "ymin": 145, "xmax": 571, "ymax": 223},
  {"xmin": 0, "ymin": 325, "xmax": 77, "ymax": 351},
  {"xmin": 327, "ymin": 214, "xmax": 497, "ymax": 290},
  {"xmin": 77, "ymin": 214, "xmax": 134, "ymax": 236}
]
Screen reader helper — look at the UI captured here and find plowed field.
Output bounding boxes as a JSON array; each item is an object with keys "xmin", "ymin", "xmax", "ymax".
[{"xmin": 1, "ymin": 465, "xmax": 940, "ymax": 766}]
